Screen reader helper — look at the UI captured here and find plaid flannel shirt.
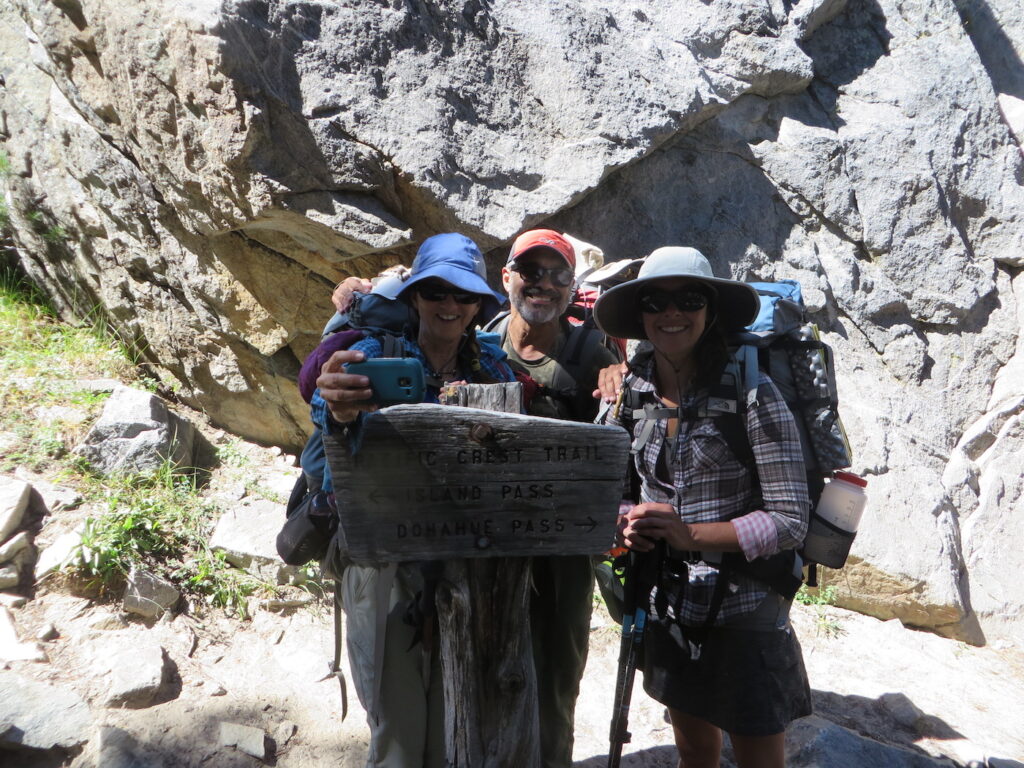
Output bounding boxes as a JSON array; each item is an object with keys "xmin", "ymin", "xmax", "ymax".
[
  {"xmin": 311, "ymin": 333, "xmax": 515, "ymax": 492},
  {"xmin": 600, "ymin": 355, "xmax": 809, "ymax": 626}
]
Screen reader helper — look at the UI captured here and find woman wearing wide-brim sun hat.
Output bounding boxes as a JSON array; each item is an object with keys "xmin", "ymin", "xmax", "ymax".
[{"xmin": 595, "ymin": 246, "xmax": 812, "ymax": 768}]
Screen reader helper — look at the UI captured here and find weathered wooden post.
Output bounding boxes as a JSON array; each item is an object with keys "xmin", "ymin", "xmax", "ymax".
[{"xmin": 326, "ymin": 389, "xmax": 629, "ymax": 767}]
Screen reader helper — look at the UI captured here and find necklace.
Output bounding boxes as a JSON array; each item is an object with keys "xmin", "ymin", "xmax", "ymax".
[
  {"xmin": 654, "ymin": 349, "xmax": 695, "ymax": 398},
  {"xmin": 425, "ymin": 350, "xmax": 458, "ymax": 379}
]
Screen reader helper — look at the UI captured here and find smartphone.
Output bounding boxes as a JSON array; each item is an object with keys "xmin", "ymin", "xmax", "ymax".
[{"xmin": 345, "ymin": 357, "xmax": 425, "ymax": 406}]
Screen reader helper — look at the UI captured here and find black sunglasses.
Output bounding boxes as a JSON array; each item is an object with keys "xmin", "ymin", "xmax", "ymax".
[
  {"xmin": 415, "ymin": 285, "xmax": 482, "ymax": 305},
  {"xmin": 510, "ymin": 262, "xmax": 575, "ymax": 287},
  {"xmin": 638, "ymin": 288, "xmax": 710, "ymax": 314}
]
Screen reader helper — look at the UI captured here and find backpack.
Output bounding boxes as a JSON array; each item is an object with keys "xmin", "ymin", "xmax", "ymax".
[
  {"xmin": 615, "ymin": 279, "xmax": 852, "ymax": 623},
  {"xmin": 730, "ymin": 279, "xmax": 852, "ymax": 485}
]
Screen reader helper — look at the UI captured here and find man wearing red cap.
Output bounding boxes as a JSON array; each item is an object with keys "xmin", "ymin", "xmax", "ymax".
[{"xmin": 487, "ymin": 228, "xmax": 620, "ymax": 768}]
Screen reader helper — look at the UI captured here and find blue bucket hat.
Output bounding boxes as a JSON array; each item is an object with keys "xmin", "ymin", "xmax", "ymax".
[{"xmin": 380, "ymin": 233, "xmax": 506, "ymax": 322}]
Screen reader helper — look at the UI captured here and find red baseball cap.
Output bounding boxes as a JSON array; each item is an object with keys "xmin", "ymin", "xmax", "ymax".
[{"xmin": 507, "ymin": 229, "xmax": 576, "ymax": 268}]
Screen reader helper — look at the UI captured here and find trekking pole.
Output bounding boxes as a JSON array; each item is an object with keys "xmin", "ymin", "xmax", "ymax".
[{"xmin": 607, "ymin": 542, "xmax": 663, "ymax": 768}]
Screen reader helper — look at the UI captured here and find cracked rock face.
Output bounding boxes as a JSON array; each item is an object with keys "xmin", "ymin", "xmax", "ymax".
[{"xmin": 1, "ymin": 0, "xmax": 1022, "ymax": 644}]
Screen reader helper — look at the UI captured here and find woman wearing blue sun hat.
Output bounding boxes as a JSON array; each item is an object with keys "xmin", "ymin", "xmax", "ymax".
[
  {"xmin": 595, "ymin": 246, "xmax": 812, "ymax": 768},
  {"xmin": 312, "ymin": 232, "xmax": 515, "ymax": 768}
]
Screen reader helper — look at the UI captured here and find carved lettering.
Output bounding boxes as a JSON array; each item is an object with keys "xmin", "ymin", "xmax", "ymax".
[
  {"xmin": 455, "ymin": 447, "xmax": 524, "ymax": 465},
  {"xmin": 396, "ymin": 519, "xmax": 495, "ymax": 539},
  {"xmin": 405, "ymin": 485, "xmax": 483, "ymax": 504},
  {"xmin": 543, "ymin": 444, "xmax": 604, "ymax": 462},
  {"xmin": 510, "ymin": 518, "xmax": 566, "ymax": 535},
  {"xmin": 500, "ymin": 483, "xmax": 555, "ymax": 500}
]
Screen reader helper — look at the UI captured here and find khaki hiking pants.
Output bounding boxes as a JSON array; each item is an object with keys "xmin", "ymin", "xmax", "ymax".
[{"xmin": 342, "ymin": 563, "xmax": 445, "ymax": 768}]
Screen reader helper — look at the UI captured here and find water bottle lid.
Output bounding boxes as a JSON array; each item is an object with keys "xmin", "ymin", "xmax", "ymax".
[{"xmin": 833, "ymin": 471, "xmax": 867, "ymax": 487}]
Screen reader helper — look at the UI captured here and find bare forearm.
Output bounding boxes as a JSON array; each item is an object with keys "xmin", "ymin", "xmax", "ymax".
[{"xmin": 685, "ymin": 521, "xmax": 741, "ymax": 552}]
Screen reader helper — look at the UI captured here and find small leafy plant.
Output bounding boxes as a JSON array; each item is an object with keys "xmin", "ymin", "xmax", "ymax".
[
  {"xmin": 795, "ymin": 584, "xmax": 844, "ymax": 638},
  {"xmin": 795, "ymin": 584, "xmax": 838, "ymax": 607}
]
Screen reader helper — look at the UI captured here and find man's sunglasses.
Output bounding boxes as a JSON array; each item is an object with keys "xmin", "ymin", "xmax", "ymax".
[
  {"xmin": 509, "ymin": 262, "xmax": 575, "ymax": 287},
  {"xmin": 638, "ymin": 289, "xmax": 710, "ymax": 314},
  {"xmin": 415, "ymin": 286, "xmax": 482, "ymax": 305}
]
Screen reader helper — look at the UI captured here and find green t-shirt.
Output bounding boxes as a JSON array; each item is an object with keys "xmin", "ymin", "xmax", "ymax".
[{"xmin": 501, "ymin": 323, "xmax": 619, "ymax": 423}]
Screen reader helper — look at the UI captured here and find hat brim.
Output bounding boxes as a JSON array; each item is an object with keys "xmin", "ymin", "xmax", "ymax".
[
  {"xmin": 397, "ymin": 267, "xmax": 506, "ymax": 323},
  {"xmin": 594, "ymin": 275, "xmax": 760, "ymax": 340}
]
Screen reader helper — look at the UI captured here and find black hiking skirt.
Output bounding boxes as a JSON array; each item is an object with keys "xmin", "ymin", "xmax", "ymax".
[{"xmin": 642, "ymin": 595, "xmax": 812, "ymax": 736}]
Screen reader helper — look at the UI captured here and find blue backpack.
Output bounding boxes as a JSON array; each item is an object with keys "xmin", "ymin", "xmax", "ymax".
[{"xmin": 729, "ymin": 280, "xmax": 853, "ymax": 482}]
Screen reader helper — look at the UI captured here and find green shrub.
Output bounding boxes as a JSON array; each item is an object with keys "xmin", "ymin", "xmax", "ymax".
[{"xmin": 70, "ymin": 463, "xmax": 270, "ymax": 618}]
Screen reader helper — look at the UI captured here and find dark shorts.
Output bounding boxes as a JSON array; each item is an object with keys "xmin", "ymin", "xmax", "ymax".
[{"xmin": 642, "ymin": 600, "xmax": 812, "ymax": 736}]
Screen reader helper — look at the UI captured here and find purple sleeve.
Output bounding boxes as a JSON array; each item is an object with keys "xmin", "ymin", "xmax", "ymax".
[{"xmin": 298, "ymin": 329, "xmax": 366, "ymax": 404}]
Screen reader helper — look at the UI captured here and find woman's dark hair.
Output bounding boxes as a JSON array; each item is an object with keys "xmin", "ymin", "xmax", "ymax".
[{"xmin": 694, "ymin": 306, "xmax": 730, "ymax": 391}]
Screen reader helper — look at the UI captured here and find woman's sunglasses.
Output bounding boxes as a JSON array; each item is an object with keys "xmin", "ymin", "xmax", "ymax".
[
  {"xmin": 638, "ymin": 289, "xmax": 709, "ymax": 314},
  {"xmin": 509, "ymin": 262, "xmax": 575, "ymax": 288},
  {"xmin": 415, "ymin": 286, "xmax": 482, "ymax": 305}
]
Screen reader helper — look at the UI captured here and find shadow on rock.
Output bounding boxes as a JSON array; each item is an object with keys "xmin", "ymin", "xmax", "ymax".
[
  {"xmin": 574, "ymin": 744, "xmax": 682, "ymax": 768},
  {"xmin": 86, "ymin": 703, "xmax": 291, "ymax": 768},
  {"xmin": 812, "ymin": 688, "xmax": 964, "ymax": 751},
  {"xmin": 0, "ymin": 742, "xmax": 81, "ymax": 768}
]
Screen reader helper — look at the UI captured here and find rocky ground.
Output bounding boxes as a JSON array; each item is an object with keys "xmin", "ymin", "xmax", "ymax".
[{"xmin": 1, "ymin": 406, "xmax": 1023, "ymax": 768}]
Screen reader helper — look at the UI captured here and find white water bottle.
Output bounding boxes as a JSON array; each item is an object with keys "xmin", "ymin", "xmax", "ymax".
[{"xmin": 803, "ymin": 472, "xmax": 868, "ymax": 569}]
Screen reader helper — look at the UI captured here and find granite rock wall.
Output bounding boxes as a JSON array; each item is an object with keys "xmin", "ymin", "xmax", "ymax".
[{"xmin": 1, "ymin": 0, "xmax": 1022, "ymax": 644}]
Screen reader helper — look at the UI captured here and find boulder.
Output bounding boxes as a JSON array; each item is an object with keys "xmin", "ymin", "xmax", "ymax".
[
  {"xmin": 0, "ymin": 606, "xmax": 48, "ymax": 663},
  {"xmin": 31, "ymin": 480, "xmax": 83, "ymax": 513},
  {"xmin": 0, "ymin": 671, "xmax": 92, "ymax": 751},
  {"xmin": 0, "ymin": 565, "xmax": 20, "ymax": 591},
  {"xmin": 0, "ymin": 477, "xmax": 31, "ymax": 543},
  {"xmin": 0, "ymin": 531, "xmax": 31, "ymax": 564},
  {"xmin": 209, "ymin": 498, "xmax": 305, "ymax": 584},
  {"xmin": 87, "ymin": 635, "xmax": 171, "ymax": 709},
  {"xmin": 73, "ymin": 385, "xmax": 196, "ymax": 476},
  {"xmin": 122, "ymin": 567, "xmax": 180, "ymax": 620},
  {"xmin": 786, "ymin": 715, "xmax": 956, "ymax": 767},
  {"xmin": 35, "ymin": 529, "xmax": 84, "ymax": 581},
  {"xmin": 218, "ymin": 721, "xmax": 269, "ymax": 761}
]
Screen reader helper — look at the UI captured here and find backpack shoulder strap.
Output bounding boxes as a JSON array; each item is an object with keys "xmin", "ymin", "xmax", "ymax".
[
  {"xmin": 482, "ymin": 310, "xmax": 511, "ymax": 336},
  {"xmin": 562, "ymin": 322, "xmax": 594, "ymax": 370},
  {"xmin": 367, "ymin": 330, "xmax": 405, "ymax": 358},
  {"xmin": 614, "ymin": 376, "xmax": 646, "ymax": 503}
]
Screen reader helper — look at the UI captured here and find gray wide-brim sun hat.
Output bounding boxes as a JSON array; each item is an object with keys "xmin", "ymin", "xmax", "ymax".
[{"xmin": 593, "ymin": 247, "xmax": 760, "ymax": 340}]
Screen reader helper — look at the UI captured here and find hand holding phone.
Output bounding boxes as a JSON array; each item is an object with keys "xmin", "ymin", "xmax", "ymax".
[{"xmin": 344, "ymin": 358, "xmax": 425, "ymax": 406}]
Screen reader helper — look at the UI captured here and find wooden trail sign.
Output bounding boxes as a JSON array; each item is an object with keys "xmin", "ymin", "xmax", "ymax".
[{"xmin": 325, "ymin": 402, "xmax": 630, "ymax": 563}]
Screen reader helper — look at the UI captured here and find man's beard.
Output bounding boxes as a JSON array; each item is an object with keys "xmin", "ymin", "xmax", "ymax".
[{"xmin": 510, "ymin": 285, "xmax": 572, "ymax": 325}]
